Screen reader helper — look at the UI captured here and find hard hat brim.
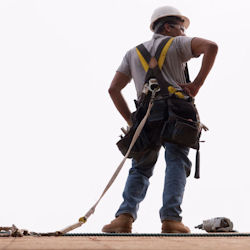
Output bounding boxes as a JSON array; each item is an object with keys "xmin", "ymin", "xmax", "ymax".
[{"xmin": 150, "ymin": 14, "xmax": 190, "ymax": 32}]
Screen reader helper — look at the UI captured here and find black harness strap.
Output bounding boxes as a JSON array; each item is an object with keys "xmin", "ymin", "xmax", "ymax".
[{"xmin": 184, "ymin": 64, "xmax": 191, "ymax": 83}]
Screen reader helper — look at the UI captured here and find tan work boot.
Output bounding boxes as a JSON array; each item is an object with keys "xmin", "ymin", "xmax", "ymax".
[
  {"xmin": 102, "ymin": 213, "xmax": 134, "ymax": 233},
  {"xmin": 162, "ymin": 220, "xmax": 191, "ymax": 233}
]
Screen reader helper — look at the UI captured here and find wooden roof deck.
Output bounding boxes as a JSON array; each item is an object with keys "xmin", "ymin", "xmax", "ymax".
[{"xmin": 0, "ymin": 234, "xmax": 250, "ymax": 250}]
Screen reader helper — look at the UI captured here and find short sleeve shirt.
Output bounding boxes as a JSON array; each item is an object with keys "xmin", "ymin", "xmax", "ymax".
[{"xmin": 117, "ymin": 33, "xmax": 194, "ymax": 98}]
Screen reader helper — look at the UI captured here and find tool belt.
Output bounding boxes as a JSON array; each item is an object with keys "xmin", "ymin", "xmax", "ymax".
[{"xmin": 117, "ymin": 95, "xmax": 201, "ymax": 159}]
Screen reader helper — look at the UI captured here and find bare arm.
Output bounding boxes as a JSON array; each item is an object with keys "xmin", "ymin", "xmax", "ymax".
[
  {"xmin": 108, "ymin": 71, "xmax": 132, "ymax": 126},
  {"xmin": 179, "ymin": 37, "xmax": 218, "ymax": 97}
]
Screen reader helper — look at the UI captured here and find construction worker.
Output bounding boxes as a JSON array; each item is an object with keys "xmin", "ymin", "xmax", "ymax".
[{"xmin": 102, "ymin": 6, "xmax": 218, "ymax": 233}]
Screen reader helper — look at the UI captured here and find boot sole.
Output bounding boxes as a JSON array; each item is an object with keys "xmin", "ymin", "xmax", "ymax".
[
  {"xmin": 102, "ymin": 227, "xmax": 131, "ymax": 233},
  {"xmin": 162, "ymin": 230, "xmax": 191, "ymax": 233}
]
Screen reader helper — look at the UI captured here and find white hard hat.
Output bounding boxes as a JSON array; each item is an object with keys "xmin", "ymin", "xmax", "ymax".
[{"xmin": 150, "ymin": 6, "xmax": 190, "ymax": 32}]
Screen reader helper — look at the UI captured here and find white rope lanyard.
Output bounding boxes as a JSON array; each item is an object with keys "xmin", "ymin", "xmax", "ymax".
[{"xmin": 57, "ymin": 89, "xmax": 157, "ymax": 235}]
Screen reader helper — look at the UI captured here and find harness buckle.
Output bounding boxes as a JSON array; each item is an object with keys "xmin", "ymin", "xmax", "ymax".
[
  {"xmin": 148, "ymin": 78, "xmax": 160, "ymax": 93},
  {"xmin": 142, "ymin": 78, "xmax": 160, "ymax": 95}
]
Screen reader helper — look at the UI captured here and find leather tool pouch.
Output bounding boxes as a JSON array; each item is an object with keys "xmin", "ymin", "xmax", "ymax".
[
  {"xmin": 116, "ymin": 98, "xmax": 165, "ymax": 161},
  {"xmin": 160, "ymin": 97, "xmax": 201, "ymax": 149}
]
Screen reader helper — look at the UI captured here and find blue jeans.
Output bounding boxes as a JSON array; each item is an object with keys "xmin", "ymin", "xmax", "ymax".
[{"xmin": 115, "ymin": 142, "xmax": 192, "ymax": 222}]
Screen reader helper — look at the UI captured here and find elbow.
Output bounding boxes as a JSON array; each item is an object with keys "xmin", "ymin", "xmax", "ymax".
[
  {"xmin": 207, "ymin": 42, "xmax": 218, "ymax": 54},
  {"xmin": 108, "ymin": 86, "xmax": 114, "ymax": 96},
  {"xmin": 108, "ymin": 85, "xmax": 119, "ymax": 97}
]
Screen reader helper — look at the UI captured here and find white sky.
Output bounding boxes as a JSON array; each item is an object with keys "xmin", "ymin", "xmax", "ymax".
[{"xmin": 0, "ymin": 0, "xmax": 250, "ymax": 234}]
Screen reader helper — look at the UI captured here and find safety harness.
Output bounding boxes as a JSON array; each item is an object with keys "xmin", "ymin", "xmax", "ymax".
[
  {"xmin": 117, "ymin": 37, "xmax": 207, "ymax": 178},
  {"xmin": 136, "ymin": 37, "xmax": 187, "ymax": 98}
]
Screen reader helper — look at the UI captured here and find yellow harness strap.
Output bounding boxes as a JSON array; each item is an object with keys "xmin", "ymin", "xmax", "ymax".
[
  {"xmin": 135, "ymin": 47, "xmax": 149, "ymax": 72},
  {"xmin": 158, "ymin": 37, "xmax": 174, "ymax": 70}
]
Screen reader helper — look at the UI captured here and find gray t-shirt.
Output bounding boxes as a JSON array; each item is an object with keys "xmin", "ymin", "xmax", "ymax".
[{"xmin": 117, "ymin": 33, "xmax": 194, "ymax": 98}]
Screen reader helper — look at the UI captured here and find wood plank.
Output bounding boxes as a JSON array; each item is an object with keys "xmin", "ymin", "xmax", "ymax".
[{"xmin": 0, "ymin": 236, "xmax": 250, "ymax": 250}]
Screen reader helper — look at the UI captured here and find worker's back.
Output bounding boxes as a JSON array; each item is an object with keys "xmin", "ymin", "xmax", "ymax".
[{"xmin": 117, "ymin": 33, "xmax": 194, "ymax": 98}]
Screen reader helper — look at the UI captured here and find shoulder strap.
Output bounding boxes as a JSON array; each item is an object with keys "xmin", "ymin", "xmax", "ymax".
[
  {"xmin": 136, "ymin": 37, "xmax": 175, "ymax": 72},
  {"xmin": 135, "ymin": 44, "xmax": 151, "ymax": 72},
  {"xmin": 155, "ymin": 37, "xmax": 174, "ymax": 70}
]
